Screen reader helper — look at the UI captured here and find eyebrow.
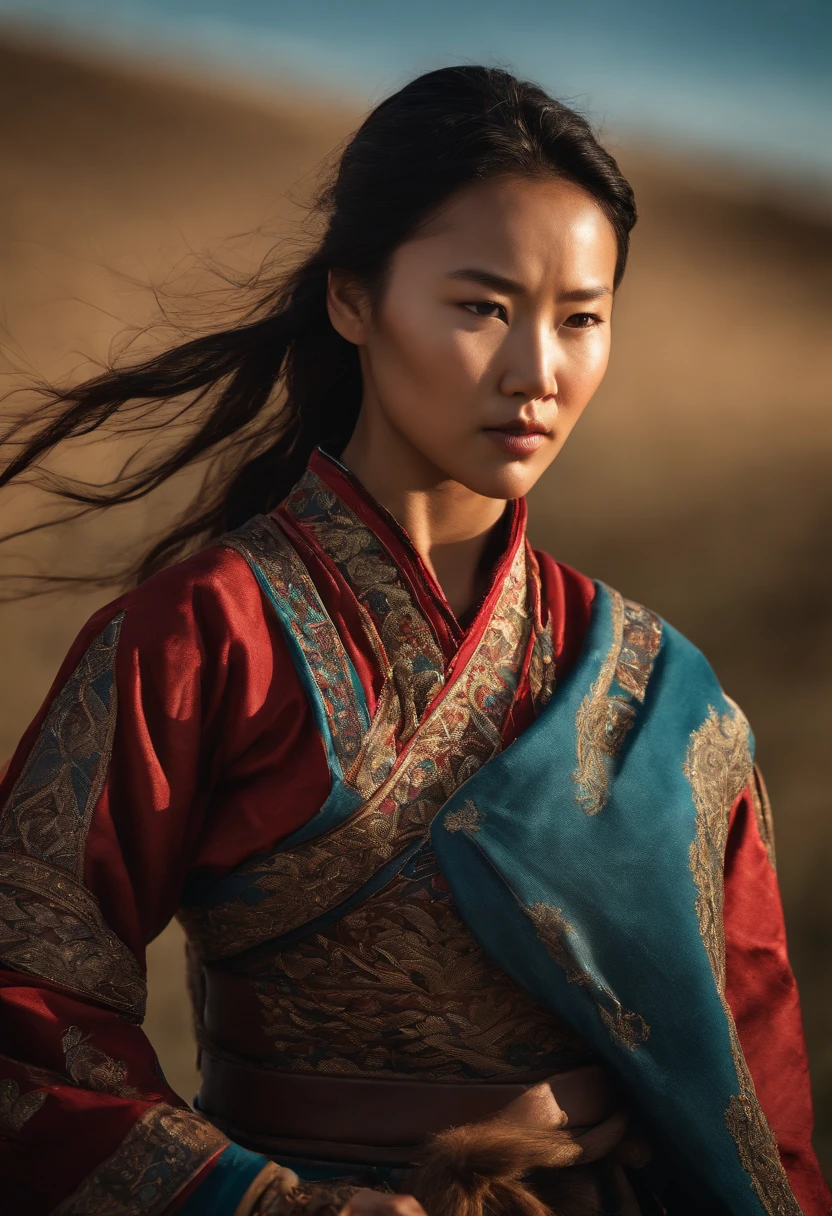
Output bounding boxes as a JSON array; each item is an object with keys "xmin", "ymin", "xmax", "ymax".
[{"xmin": 445, "ymin": 267, "xmax": 613, "ymax": 302}]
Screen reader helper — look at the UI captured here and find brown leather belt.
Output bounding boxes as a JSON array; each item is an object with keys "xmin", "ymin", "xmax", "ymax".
[{"xmin": 197, "ymin": 1051, "xmax": 617, "ymax": 1166}]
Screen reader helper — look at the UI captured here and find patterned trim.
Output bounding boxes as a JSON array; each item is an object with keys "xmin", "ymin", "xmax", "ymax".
[
  {"xmin": 0, "ymin": 613, "xmax": 123, "ymax": 875},
  {"xmin": 573, "ymin": 595, "xmax": 662, "ymax": 815},
  {"xmin": 526, "ymin": 902, "xmax": 650, "ymax": 1052},
  {"xmin": 52, "ymin": 1104, "xmax": 229, "ymax": 1216},
  {"xmin": 284, "ymin": 468, "xmax": 446, "ymax": 743},
  {"xmin": 62, "ymin": 1025, "xmax": 141, "ymax": 1098},
  {"xmin": 0, "ymin": 1076, "xmax": 47, "ymax": 1134},
  {"xmin": 0, "ymin": 853, "xmax": 146, "ymax": 1019},
  {"xmin": 181, "ymin": 542, "xmax": 531, "ymax": 960},
  {"xmin": 684, "ymin": 707, "xmax": 799, "ymax": 1215},
  {"xmin": 750, "ymin": 764, "xmax": 777, "ymax": 871},
  {"xmin": 223, "ymin": 516, "xmax": 370, "ymax": 778}
]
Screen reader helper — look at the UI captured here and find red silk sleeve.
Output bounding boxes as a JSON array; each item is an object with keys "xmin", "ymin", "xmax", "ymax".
[
  {"xmin": 724, "ymin": 773, "xmax": 831, "ymax": 1215},
  {"xmin": 0, "ymin": 544, "xmax": 328, "ymax": 1215}
]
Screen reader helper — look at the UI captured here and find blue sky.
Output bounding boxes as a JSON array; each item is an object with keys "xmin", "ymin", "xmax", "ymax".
[{"xmin": 2, "ymin": 0, "xmax": 830, "ymax": 183}]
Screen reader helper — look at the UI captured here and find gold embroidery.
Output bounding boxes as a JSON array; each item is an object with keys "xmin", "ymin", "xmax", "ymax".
[
  {"xmin": 52, "ymin": 1104, "xmax": 229, "ymax": 1216},
  {"xmin": 246, "ymin": 852, "xmax": 593, "ymax": 1081},
  {"xmin": 0, "ymin": 1077, "xmax": 47, "ymax": 1133},
  {"xmin": 750, "ymin": 763, "xmax": 777, "ymax": 871},
  {"xmin": 284, "ymin": 470, "xmax": 446, "ymax": 742},
  {"xmin": 223, "ymin": 518, "xmax": 369, "ymax": 773},
  {"xmin": 0, "ymin": 854, "xmax": 146, "ymax": 1020},
  {"xmin": 62, "ymin": 1026, "xmax": 141, "ymax": 1098},
  {"xmin": 684, "ymin": 707, "xmax": 799, "ymax": 1215},
  {"xmin": 0, "ymin": 614, "xmax": 123, "ymax": 876},
  {"xmin": 180, "ymin": 542, "xmax": 531, "ymax": 961},
  {"xmin": 684, "ymin": 707, "xmax": 751, "ymax": 992},
  {"xmin": 573, "ymin": 596, "xmax": 662, "ymax": 816},
  {"xmin": 443, "ymin": 801, "xmax": 483, "ymax": 835},
  {"xmin": 527, "ymin": 902, "xmax": 650, "ymax": 1052}
]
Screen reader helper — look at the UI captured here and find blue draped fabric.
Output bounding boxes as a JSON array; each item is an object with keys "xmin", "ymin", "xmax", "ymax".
[{"xmin": 432, "ymin": 581, "xmax": 793, "ymax": 1214}]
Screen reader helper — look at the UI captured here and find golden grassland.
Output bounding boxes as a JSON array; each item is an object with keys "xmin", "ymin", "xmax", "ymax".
[{"xmin": 1, "ymin": 35, "xmax": 830, "ymax": 1172}]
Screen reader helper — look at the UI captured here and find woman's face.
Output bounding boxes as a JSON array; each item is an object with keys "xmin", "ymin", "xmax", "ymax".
[{"xmin": 329, "ymin": 173, "xmax": 619, "ymax": 502}]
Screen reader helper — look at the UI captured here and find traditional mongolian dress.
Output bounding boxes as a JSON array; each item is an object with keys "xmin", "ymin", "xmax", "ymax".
[{"xmin": 0, "ymin": 448, "xmax": 828, "ymax": 1215}]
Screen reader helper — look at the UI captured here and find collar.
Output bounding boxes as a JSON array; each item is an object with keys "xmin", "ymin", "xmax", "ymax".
[{"xmin": 305, "ymin": 446, "xmax": 528, "ymax": 659}]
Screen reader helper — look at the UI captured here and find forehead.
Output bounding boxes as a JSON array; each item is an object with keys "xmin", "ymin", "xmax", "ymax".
[{"xmin": 408, "ymin": 175, "xmax": 617, "ymax": 282}]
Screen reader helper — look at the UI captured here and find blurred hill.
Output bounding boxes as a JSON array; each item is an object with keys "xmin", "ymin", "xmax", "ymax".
[{"xmin": 1, "ymin": 35, "xmax": 830, "ymax": 1174}]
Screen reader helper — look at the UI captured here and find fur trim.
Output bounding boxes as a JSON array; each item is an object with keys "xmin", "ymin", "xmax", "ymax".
[{"xmin": 409, "ymin": 1109, "xmax": 632, "ymax": 1216}]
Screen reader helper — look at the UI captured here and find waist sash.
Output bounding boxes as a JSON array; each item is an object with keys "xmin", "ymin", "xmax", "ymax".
[{"xmin": 196, "ymin": 1053, "xmax": 614, "ymax": 1165}]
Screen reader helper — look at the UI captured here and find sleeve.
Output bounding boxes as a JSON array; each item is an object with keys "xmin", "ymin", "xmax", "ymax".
[
  {"xmin": 724, "ymin": 766, "xmax": 832, "ymax": 1215},
  {"xmin": 0, "ymin": 548, "xmax": 309, "ymax": 1216}
]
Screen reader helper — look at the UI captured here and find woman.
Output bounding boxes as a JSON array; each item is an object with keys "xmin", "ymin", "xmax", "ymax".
[{"xmin": 0, "ymin": 66, "xmax": 827, "ymax": 1216}]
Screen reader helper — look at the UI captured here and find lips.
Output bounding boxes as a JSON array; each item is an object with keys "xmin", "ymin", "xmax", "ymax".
[{"xmin": 483, "ymin": 420, "xmax": 551, "ymax": 458}]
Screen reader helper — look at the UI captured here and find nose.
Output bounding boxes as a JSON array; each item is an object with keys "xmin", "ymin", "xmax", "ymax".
[{"xmin": 499, "ymin": 323, "xmax": 559, "ymax": 402}]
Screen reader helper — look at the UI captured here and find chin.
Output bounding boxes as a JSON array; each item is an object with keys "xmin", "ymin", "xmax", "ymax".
[{"xmin": 450, "ymin": 458, "xmax": 544, "ymax": 501}]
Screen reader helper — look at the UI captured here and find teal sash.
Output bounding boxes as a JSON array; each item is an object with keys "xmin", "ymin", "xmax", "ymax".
[{"xmin": 433, "ymin": 582, "xmax": 797, "ymax": 1215}]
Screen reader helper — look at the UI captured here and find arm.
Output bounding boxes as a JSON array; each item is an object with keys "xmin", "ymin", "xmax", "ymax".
[
  {"xmin": 724, "ymin": 768, "xmax": 831, "ymax": 1216},
  {"xmin": 0, "ymin": 548, "xmax": 296, "ymax": 1215}
]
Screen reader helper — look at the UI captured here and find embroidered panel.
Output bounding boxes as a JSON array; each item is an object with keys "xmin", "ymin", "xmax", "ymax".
[
  {"xmin": 573, "ymin": 596, "xmax": 662, "ymax": 816},
  {"xmin": 52, "ymin": 1104, "xmax": 229, "ymax": 1216},
  {"xmin": 223, "ymin": 516, "xmax": 369, "ymax": 774},
  {"xmin": 242, "ymin": 846, "xmax": 594, "ymax": 1081},
  {"xmin": 61, "ymin": 1025, "xmax": 141, "ymax": 1098},
  {"xmin": 525, "ymin": 902, "xmax": 650, "ymax": 1053},
  {"xmin": 684, "ymin": 706, "xmax": 799, "ymax": 1216},
  {"xmin": 0, "ymin": 1076, "xmax": 47, "ymax": 1134},
  {"xmin": 284, "ymin": 468, "xmax": 447, "ymax": 744},
  {"xmin": 181, "ymin": 541, "xmax": 532, "ymax": 961},
  {"xmin": 0, "ymin": 853, "xmax": 146, "ymax": 1020},
  {"xmin": 0, "ymin": 613, "xmax": 123, "ymax": 875}
]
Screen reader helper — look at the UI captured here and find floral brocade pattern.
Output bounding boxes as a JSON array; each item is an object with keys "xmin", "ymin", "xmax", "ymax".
[
  {"xmin": 52, "ymin": 1105, "xmax": 229, "ymax": 1216},
  {"xmin": 0, "ymin": 613, "xmax": 146, "ymax": 1020},
  {"xmin": 0, "ymin": 1077, "xmax": 47, "ymax": 1134},
  {"xmin": 223, "ymin": 516, "xmax": 369, "ymax": 775},
  {"xmin": 0, "ymin": 613, "xmax": 124, "ymax": 873},
  {"xmin": 573, "ymin": 595, "xmax": 662, "ymax": 816},
  {"xmin": 684, "ymin": 706, "xmax": 800, "ymax": 1216},
  {"xmin": 250, "ymin": 847, "xmax": 593, "ymax": 1081},
  {"xmin": 284, "ymin": 469, "xmax": 447, "ymax": 744}
]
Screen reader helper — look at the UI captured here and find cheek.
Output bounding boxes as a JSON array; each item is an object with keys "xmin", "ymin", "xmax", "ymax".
[
  {"xmin": 372, "ymin": 300, "xmax": 490, "ymax": 412},
  {"xmin": 559, "ymin": 330, "xmax": 611, "ymax": 411}
]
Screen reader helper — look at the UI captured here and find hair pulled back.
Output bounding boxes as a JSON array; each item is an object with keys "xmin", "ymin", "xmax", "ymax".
[{"xmin": 0, "ymin": 64, "xmax": 636, "ymax": 588}]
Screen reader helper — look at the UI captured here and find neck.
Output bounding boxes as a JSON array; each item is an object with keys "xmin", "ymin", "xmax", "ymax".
[{"xmin": 339, "ymin": 415, "xmax": 508, "ymax": 622}]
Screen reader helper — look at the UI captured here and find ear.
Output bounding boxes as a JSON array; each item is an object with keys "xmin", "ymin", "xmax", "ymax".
[{"xmin": 326, "ymin": 269, "xmax": 372, "ymax": 346}]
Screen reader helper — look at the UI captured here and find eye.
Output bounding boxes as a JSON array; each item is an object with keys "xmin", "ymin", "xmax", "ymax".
[
  {"xmin": 562, "ymin": 312, "xmax": 603, "ymax": 329},
  {"xmin": 461, "ymin": 301, "xmax": 508, "ymax": 323}
]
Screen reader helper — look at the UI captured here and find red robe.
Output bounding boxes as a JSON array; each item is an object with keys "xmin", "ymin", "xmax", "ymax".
[{"xmin": 0, "ymin": 448, "xmax": 828, "ymax": 1214}]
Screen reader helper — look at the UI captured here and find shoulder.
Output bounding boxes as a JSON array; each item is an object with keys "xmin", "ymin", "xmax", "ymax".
[
  {"xmin": 76, "ymin": 540, "xmax": 272, "ymax": 681},
  {"xmin": 531, "ymin": 548, "xmax": 731, "ymax": 704}
]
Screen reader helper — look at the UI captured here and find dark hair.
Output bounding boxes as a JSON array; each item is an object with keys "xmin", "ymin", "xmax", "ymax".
[{"xmin": 0, "ymin": 64, "xmax": 636, "ymax": 590}]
